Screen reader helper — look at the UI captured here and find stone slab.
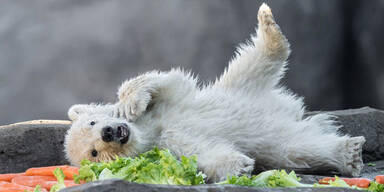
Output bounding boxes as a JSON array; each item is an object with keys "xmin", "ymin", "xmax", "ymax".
[
  {"xmin": 0, "ymin": 120, "xmax": 71, "ymax": 173},
  {"xmin": 61, "ymin": 179, "xmax": 361, "ymax": 192}
]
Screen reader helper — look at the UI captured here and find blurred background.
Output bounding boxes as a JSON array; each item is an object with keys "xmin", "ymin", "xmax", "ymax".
[{"xmin": 0, "ymin": 0, "xmax": 383, "ymax": 125}]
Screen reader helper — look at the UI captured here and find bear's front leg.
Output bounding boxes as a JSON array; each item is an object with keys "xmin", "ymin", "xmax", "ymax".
[
  {"xmin": 199, "ymin": 150, "xmax": 255, "ymax": 182},
  {"xmin": 115, "ymin": 69, "xmax": 197, "ymax": 121},
  {"xmin": 167, "ymin": 140, "xmax": 254, "ymax": 182},
  {"xmin": 195, "ymin": 146, "xmax": 255, "ymax": 182}
]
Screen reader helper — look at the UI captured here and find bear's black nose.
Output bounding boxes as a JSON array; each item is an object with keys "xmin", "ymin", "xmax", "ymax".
[
  {"xmin": 101, "ymin": 126, "xmax": 114, "ymax": 142},
  {"xmin": 101, "ymin": 124, "xmax": 130, "ymax": 144},
  {"xmin": 116, "ymin": 123, "xmax": 130, "ymax": 144}
]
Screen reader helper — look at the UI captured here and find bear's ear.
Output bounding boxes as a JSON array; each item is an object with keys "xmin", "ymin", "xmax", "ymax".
[{"xmin": 68, "ymin": 104, "xmax": 91, "ymax": 121}]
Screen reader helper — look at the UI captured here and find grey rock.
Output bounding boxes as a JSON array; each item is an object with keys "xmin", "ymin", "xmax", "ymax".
[
  {"xmin": 0, "ymin": 120, "xmax": 70, "ymax": 173},
  {"xmin": 61, "ymin": 179, "xmax": 361, "ymax": 192}
]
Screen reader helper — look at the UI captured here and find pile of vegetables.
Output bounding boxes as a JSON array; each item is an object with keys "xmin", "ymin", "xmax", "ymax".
[
  {"xmin": 219, "ymin": 170, "xmax": 312, "ymax": 188},
  {"xmin": 0, "ymin": 165, "xmax": 80, "ymax": 192},
  {"xmin": 73, "ymin": 147, "xmax": 206, "ymax": 185},
  {"xmin": 1, "ymin": 148, "xmax": 384, "ymax": 191},
  {"xmin": 224, "ymin": 172, "xmax": 384, "ymax": 191}
]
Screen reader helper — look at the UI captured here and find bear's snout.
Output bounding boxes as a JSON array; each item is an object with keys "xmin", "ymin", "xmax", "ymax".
[
  {"xmin": 101, "ymin": 126, "xmax": 114, "ymax": 142},
  {"xmin": 101, "ymin": 123, "xmax": 130, "ymax": 144},
  {"xmin": 116, "ymin": 124, "xmax": 130, "ymax": 144}
]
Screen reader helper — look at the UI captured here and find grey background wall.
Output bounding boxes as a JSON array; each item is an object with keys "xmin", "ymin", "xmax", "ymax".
[{"xmin": 0, "ymin": 0, "xmax": 383, "ymax": 125}]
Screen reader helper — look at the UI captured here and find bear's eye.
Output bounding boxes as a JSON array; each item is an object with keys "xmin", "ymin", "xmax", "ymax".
[
  {"xmin": 91, "ymin": 149, "xmax": 98, "ymax": 157},
  {"xmin": 90, "ymin": 121, "xmax": 96, "ymax": 126}
]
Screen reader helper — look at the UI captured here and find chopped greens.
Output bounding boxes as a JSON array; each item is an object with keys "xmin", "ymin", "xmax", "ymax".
[
  {"xmin": 327, "ymin": 176, "xmax": 356, "ymax": 188},
  {"xmin": 31, "ymin": 185, "xmax": 42, "ymax": 192},
  {"xmin": 50, "ymin": 168, "xmax": 67, "ymax": 192},
  {"xmin": 74, "ymin": 147, "xmax": 205, "ymax": 185},
  {"xmin": 220, "ymin": 170, "xmax": 312, "ymax": 188},
  {"xmin": 369, "ymin": 182, "xmax": 384, "ymax": 192}
]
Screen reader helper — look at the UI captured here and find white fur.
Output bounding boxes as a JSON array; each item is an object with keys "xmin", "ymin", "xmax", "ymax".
[{"xmin": 65, "ymin": 3, "xmax": 365, "ymax": 182}]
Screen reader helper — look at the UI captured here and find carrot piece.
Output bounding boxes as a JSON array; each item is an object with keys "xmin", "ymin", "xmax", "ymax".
[
  {"xmin": 0, "ymin": 181, "xmax": 37, "ymax": 191},
  {"xmin": 319, "ymin": 177, "xmax": 371, "ymax": 188},
  {"xmin": 0, "ymin": 188, "xmax": 25, "ymax": 192},
  {"xmin": 63, "ymin": 180, "xmax": 80, "ymax": 188},
  {"xmin": 11, "ymin": 175, "xmax": 56, "ymax": 188},
  {"xmin": 0, "ymin": 188, "xmax": 48, "ymax": 192},
  {"xmin": 318, "ymin": 177, "xmax": 335, "ymax": 184},
  {"xmin": 25, "ymin": 165, "xmax": 69, "ymax": 176},
  {"xmin": 62, "ymin": 166, "xmax": 79, "ymax": 180},
  {"xmin": 375, "ymin": 175, "xmax": 384, "ymax": 184},
  {"xmin": 0, "ymin": 173, "xmax": 25, "ymax": 182},
  {"xmin": 25, "ymin": 165, "xmax": 79, "ymax": 179},
  {"xmin": 343, "ymin": 178, "xmax": 371, "ymax": 188},
  {"xmin": 41, "ymin": 180, "xmax": 80, "ymax": 190}
]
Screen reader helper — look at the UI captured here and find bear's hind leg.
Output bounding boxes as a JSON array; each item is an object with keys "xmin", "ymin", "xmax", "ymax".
[
  {"xmin": 214, "ymin": 3, "xmax": 290, "ymax": 94},
  {"xmin": 339, "ymin": 136, "xmax": 365, "ymax": 177},
  {"xmin": 280, "ymin": 133, "xmax": 365, "ymax": 177}
]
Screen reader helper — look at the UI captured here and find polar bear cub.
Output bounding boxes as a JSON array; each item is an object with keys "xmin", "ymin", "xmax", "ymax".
[{"xmin": 64, "ymin": 3, "xmax": 365, "ymax": 182}]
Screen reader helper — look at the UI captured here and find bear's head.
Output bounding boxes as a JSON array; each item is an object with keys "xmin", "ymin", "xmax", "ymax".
[{"xmin": 64, "ymin": 104, "xmax": 145, "ymax": 166}]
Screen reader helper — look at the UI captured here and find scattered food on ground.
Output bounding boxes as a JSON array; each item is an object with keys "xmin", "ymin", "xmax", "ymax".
[
  {"xmin": 1, "ymin": 148, "xmax": 384, "ymax": 191},
  {"xmin": 0, "ymin": 166, "xmax": 79, "ymax": 192}
]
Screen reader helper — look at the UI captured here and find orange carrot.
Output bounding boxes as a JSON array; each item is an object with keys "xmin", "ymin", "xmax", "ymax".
[
  {"xmin": 344, "ymin": 178, "xmax": 371, "ymax": 188},
  {"xmin": 62, "ymin": 166, "xmax": 79, "ymax": 180},
  {"xmin": 0, "ymin": 189, "xmax": 22, "ymax": 192},
  {"xmin": 63, "ymin": 180, "xmax": 80, "ymax": 188},
  {"xmin": 318, "ymin": 177, "xmax": 334, "ymax": 184},
  {"xmin": 0, "ymin": 173, "xmax": 25, "ymax": 182},
  {"xmin": 0, "ymin": 188, "xmax": 27, "ymax": 192},
  {"xmin": 1, "ymin": 188, "xmax": 48, "ymax": 192},
  {"xmin": 0, "ymin": 181, "xmax": 38, "ymax": 192},
  {"xmin": 25, "ymin": 165, "xmax": 69, "ymax": 176},
  {"xmin": 375, "ymin": 175, "xmax": 384, "ymax": 184},
  {"xmin": 319, "ymin": 177, "xmax": 371, "ymax": 188},
  {"xmin": 11, "ymin": 175, "xmax": 56, "ymax": 188},
  {"xmin": 41, "ymin": 180, "xmax": 80, "ymax": 190},
  {"xmin": 25, "ymin": 165, "xmax": 79, "ymax": 179}
]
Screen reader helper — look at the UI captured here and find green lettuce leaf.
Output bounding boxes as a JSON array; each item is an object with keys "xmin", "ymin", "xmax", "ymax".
[
  {"xmin": 98, "ymin": 168, "xmax": 125, "ymax": 180},
  {"xmin": 327, "ymin": 176, "xmax": 353, "ymax": 188},
  {"xmin": 219, "ymin": 175, "xmax": 257, "ymax": 186},
  {"xmin": 50, "ymin": 168, "xmax": 67, "ymax": 192},
  {"xmin": 368, "ymin": 182, "xmax": 384, "ymax": 192},
  {"xmin": 220, "ymin": 170, "xmax": 312, "ymax": 188},
  {"xmin": 76, "ymin": 147, "xmax": 205, "ymax": 185},
  {"xmin": 266, "ymin": 170, "xmax": 312, "ymax": 187},
  {"xmin": 74, "ymin": 165, "xmax": 97, "ymax": 184},
  {"xmin": 31, "ymin": 185, "xmax": 42, "ymax": 192}
]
